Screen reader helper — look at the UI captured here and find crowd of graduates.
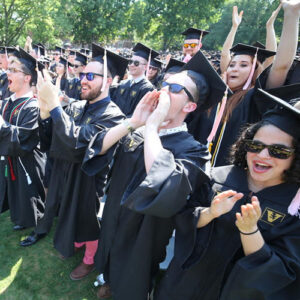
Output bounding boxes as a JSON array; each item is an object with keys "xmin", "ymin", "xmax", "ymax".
[{"xmin": 0, "ymin": 1, "xmax": 300, "ymax": 299}]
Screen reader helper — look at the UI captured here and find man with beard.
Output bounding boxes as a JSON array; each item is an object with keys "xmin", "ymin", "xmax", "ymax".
[
  {"xmin": 21, "ymin": 44, "xmax": 127, "ymax": 281},
  {"xmin": 0, "ymin": 48, "xmax": 46, "ymax": 234},
  {"xmin": 111, "ymin": 43, "xmax": 157, "ymax": 116},
  {"xmin": 181, "ymin": 28, "xmax": 209, "ymax": 63}
]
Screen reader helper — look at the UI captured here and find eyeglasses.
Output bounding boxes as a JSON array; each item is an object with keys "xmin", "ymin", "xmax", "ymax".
[
  {"xmin": 128, "ymin": 60, "xmax": 146, "ymax": 67},
  {"xmin": 161, "ymin": 81, "xmax": 195, "ymax": 103},
  {"xmin": 149, "ymin": 66, "xmax": 159, "ymax": 71},
  {"xmin": 7, "ymin": 67, "xmax": 27, "ymax": 75},
  {"xmin": 74, "ymin": 64, "xmax": 83, "ymax": 69},
  {"xmin": 244, "ymin": 139, "xmax": 295, "ymax": 159},
  {"xmin": 79, "ymin": 72, "xmax": 103, "ymax": 81},
  {"xmin": 183, "ymin": 43, "xmax": 199, "ymax": 49}
]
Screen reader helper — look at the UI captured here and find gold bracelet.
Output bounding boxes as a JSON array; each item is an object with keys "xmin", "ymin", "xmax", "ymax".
[{"xmin": 123, "ymin": 119, "xmax": 135, "ymax": 134}]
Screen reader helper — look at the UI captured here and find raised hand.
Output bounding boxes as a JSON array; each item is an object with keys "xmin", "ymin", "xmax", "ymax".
[
  {"xmin": 209, "ymin": 190, "xmax": 244, "ymax": 218},
  {"xmin": 236, "ymin": 196, "xmax": 262, "ymax": 233},
  {"xmin": 145, "ymin": 90, "xmax": 171, "ymax": 129},
  {"xmin": 266, "ymin": 3, "xmax": 282, "ymax": 27},
  {"xmin": 130, "ymin": 90, "xmax": 160, "ymax": 129},
  {"xmin": 232, "ymin": 6, "xmax": 243, "ymax": 28}
]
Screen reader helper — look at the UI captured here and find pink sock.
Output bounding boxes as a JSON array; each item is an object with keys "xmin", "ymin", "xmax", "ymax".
[{"xmin": 83, "ymin": 240, "xmax": 98, "ymax": 265}]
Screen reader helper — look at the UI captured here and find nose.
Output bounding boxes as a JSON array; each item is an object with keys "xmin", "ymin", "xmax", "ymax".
[{"xmin": 257, "ymin": 147, "xmax": 270, "ymax": 158}]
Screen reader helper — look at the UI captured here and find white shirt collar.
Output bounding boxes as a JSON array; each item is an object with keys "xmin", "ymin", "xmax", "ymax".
[
  {"xmin": 11, "ymin": 91, "xmax": 33, "ymax": 102},
  {"xmin": 132, "ymin": 75, "xmax": 145, "ymax": 84},
  {"xmin": 158, "ymin": 123, "xmax": 188, "ymax": 137}
]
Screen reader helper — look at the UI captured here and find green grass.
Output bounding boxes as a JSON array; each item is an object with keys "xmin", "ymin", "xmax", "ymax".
[{"xmin": 0, "ymin": 211, "xmax": 109, "ymax": 300}]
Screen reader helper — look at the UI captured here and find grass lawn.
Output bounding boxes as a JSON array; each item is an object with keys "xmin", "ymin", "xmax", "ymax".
[{"xmin": 0, "ymin": 211, "xmax": 109, "ymax": 300}]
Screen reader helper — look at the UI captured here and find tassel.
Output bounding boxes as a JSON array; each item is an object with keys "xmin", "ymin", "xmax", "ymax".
[
  {"xmin": 5, "ymin": 48, "xmax": 8, "ymax": 61},
  {"xmin": 145, "ymin": 50, "xmax": 152, "ymax": 79},
  {"xmin": 288, "ymin": 188, "xmax": 300, "ymax": 217},
  {"xmin": 243, "ymin": 48, "xmax": 258, "ymax": 90},
  {"xmin": 37, "ymin": 46, "xmax": 41, "ymax": 58},
  {"xmin": 101, "ymin": 49, "xmax": 108, "ymax": 92},
  {"xmin": 66, "ymin": 62, "xmax": 69, "ymax": 79},
  {"xmin": 198, "ymin": 31, "xmax": 204, "ymax": 50},
  {"xmin": 207, "ymin": 87, "xmax": 229, "ymax": 145}
]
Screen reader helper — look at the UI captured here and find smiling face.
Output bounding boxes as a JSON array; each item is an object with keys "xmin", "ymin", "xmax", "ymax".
[
  {"xmin": 147, "ymin": 66, "xmax": 159, "ymax": 80},
  {"xmin": 128, "ymin": 55, "xmax": 147, "ymax": 78},
  {"xmin": 246, "ymin": 124, "xmax": 294, "ymax": 190},
  {"xmin": 182, "ymin": 39, "xmax": 200, "ymax": 57},
  {"xmin": 226, "ymin": 55, "xmax": 253, "ymax": 91}
]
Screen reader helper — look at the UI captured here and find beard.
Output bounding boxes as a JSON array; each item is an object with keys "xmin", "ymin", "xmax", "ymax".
[{"xmin": 80, "ymin": 83, "xmax": 102, "ymax": 101}]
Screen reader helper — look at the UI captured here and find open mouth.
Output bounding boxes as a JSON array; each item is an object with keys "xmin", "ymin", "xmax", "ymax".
[
  {"xmin": 8, "ymin": 79, "xmax": 12, "ymax": 86},
  {"xmin": 253, "ymin": 161, "xmax": 272, "ymax": 173},
  {"xmin": 81, "ymin": 85, "xmax": 89, "ymax": 92}
]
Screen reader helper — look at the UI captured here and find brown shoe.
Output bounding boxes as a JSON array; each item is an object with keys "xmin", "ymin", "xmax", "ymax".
[
  {"xmin": 70, "ymin": 262, "xmax": 95, "ymax": 280},
  {"xmin": 97, "ymin": 283, "xmax": 112, "ymax": 299}
]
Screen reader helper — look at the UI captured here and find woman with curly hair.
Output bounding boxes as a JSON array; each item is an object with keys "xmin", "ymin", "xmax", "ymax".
[{"xmin": 154, "ymin": 90, "xmax": 300, "ymax": 300}]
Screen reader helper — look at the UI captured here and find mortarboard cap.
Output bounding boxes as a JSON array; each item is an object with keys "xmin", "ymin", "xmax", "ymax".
[
  {"xmin": 230, "ymin": 43, "xmax": 275, "ymax": 64},
  {"xmin": 55, "ymin": 46, "xmax": 65, "ymax": 55},
  {"xmin": 132, "ymin": 43, "xmax": 159, "ymax": 61},
  {"xmin": 32, "ymin": 44, "xmax": 45, "ymax": 57},
  {"xmin": 92, "ymin": 43, "xmax": 128, "ymax": 78},
  {"xmin": 165, "ymin": 58, "xmax": 185, "ymax": 74},
  {"xmin": 252, "ymin": 41, "xmax": 266, "ymax": 49},
  {"xmin": 80, "ymin": 48, "xmax": 91, "ymax": 56},
  {"xmin": 258, "ymin": 88, "xmax": 300, "ymax": 139},
  {"xmin": 69, "ymin": 50, "xmax": 76, "ymax": 56},
  {"xmin": 75, "ymin": 51, "xmax": 88, "ymax": 65},
  {"xmin": 59, "ymin": 56, "xmax": 74, "ymax": 68},
  {"xmin": 150, "ymin": 58, "xmax": 162, "ymax": 69},
  {"xmin": 0, "ymin": 46, "xmax": 19, "ymax": 57},
  {"xmin": 182, "ymin": 50, "xmax": 232, "ymax": 109},
  {"xmin": 182, "ymin": 28, "xmax": 209, "ymax": 40}
]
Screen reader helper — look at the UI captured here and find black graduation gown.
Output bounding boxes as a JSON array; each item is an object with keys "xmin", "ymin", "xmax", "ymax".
[
  {"xmin": 187, "ymin": 69, "xmax": 270, "ymax": 167},
  {"xmin": 155, "ymin": 165, "xmax": 300, "ymax": 300},
  {"xmin": 37, "ymin": 99, "xmax": 124, "ymax": 257},
  {"xmin": 65, "ymin": 77, "xmax": 81, "ymax": 99},
  {"xmin": 82, "ymin": 128, "xmax": 210, "ymax": 300},
  {"xmin": 53, "ymin": 76, "xmax": 69, "ymax": 94},
  {"xmin": 0, "ymin": 72, "xmax": 12, "ymax": 101},
  {"xmin": 111, "ymin": 78, "xmax": 154, "ymax": 116},
  {"xmin": 0, "ymin": 97, "xmax": 46, "ymax": 227}
]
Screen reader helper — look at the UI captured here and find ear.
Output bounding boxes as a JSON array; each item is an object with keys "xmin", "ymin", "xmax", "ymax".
[
  {"xmin": 106, "ymin": 77, "xmax": 113, "ymax": 85},
  {"xmin": 183, "ymin": 101, "xmax": 197, "ymax": 113},
  {"xmin": 24, "ymin": 74, "xmax": 32, "ymax": 84}
]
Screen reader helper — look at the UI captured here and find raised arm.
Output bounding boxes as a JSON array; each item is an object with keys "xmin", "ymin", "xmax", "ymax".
[
  {"xmin": 266, "ymin": 0, "xmax": 300, "ymax": 89},
  {"xmin": 220, "ymin": 6, "xmax": 243, "ymax": 74}
]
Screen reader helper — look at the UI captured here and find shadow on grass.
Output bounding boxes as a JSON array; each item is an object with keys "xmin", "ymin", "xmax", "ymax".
[{"xmin": 0, "ymin": 211, "xmax": 112, "ymax": 300}]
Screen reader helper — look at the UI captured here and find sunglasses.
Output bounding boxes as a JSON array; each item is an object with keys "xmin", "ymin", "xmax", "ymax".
[
  {"xmin": 128, "ymin": 60, "xmax": 146, "ymax": 67},
  {"xmin": 183, "ymin": 43, "xmax": 199, "ymax": 49},
  {"xmin": 161, "ymin": 81, "xmax": 195, "ymax": 103},
  {"xmin": 79, "ymin": 72, "xmax": 103, "ymax": 81},
  {"xmin": 149, "ymin": 66, "xmax": 159, "ymax": 71},
  {"xmin": 7, "ymin": 67, "xmax": 27, "ymax": 75},
  {"xmin": 74, "ymin": 64, "xmax": 83, "ymax": 69},
  {"xmin": 244, "ymin": 139, "xmax": 295, "ymax": 159}
]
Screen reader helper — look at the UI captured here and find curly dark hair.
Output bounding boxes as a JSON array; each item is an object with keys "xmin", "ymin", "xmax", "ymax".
[{"xmin": 230, "ymin": 120, "xmax": 300, "ymax": 184}]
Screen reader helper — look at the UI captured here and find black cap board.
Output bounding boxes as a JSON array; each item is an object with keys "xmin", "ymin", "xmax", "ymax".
[
  {"xmin": 17, "ymin": 47, "xmax": 45, "ymax": 84},
  {"xmin": 69, "ymin": 50, "xmax": 76, "ymax": 56},
  {"xmin": 252, "ymin": 41, "xmax": 266, "ymax": 49},
  {"xmin": 150, "ymin": 58, "xmax": 162, "ymax": 69},
  {"xmin": 80, "ymin": 48, "xmax": 90, "ymax": 56},
  {"xmin": 55, "ymin": 46, "xmax": 65, "ymax": 55},
  {"xmin": 32, "ymin": 44, "xmax": 45, "ymax": 57},
  {"xmin": 165, "ymin": 58, "xmax": 185, "ymax": 74},
  {"xmin": 182, "ymin": 28, "xmax": 209, "ymax": 40},
  {"xmin": 230, "ymin": 43, "xmax": 275, "ymax": 64},
  {"xmin": 266, "ymin": 83, "xmax": 300, "ymax": 101},
  {"xmin": 132, "ymin": 43, "xmax": 159, "ymax": 61},
  {"xmin": 75, "ymin": 51, "xmax": 88, "ymax": 65},
  {"xmin": 59, "ymin": 56, "xmax": 74, "ymax": 68},
  {"xmin": 0, "ymin": 46, "xmax": 19, "ymax": 56},
  {"xmin": 258, "ymin": 88, "xmax": 300, "ymax": 139},
  {"xmin": 182, "ymin": 50, "xmax": 232, "ymax": 109},
  {"xmin": 92, "ymin": 43, "xmax": 128, "ymax": 78}
]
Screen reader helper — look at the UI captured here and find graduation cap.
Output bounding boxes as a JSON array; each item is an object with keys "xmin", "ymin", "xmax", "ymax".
[
  {"xmin": 80, "ymin": 48, "xmax": 90, "ymax": 56},
  {"xmin": 69, "ymin": 50, "xmax": 76, "ymax": 56},
  {"xmin": 0, "ymin": 46, "xmax": 19, "ymax": 57},
  {"xmin": 92, "ymin": 43, "xmax": 128, "ymax": 79},
  {"xmin": 230, "ymin": 43, "xmax": 275, "ymax": 64},
  {"xmin": 258, "ymin": 88, "xmax": 300, "ymax": 139},
  {"xmin": 181, "ymin": 28, "xmax": 209, "ymax": 40},
  {"xmin": 32, "ymin": 44, "xmax": 45, "ymax": 57},
  {"xmin": 266, "ymin": 83, "xmax": 300, "ymax": 101},
  {"xmin": 55, "ymin": 46, "xmax": 65, "ymax": 55},
  {"xmin": 132, "ymin": 43, "xmax": 159, "ymax": 61},
  {"xmin": 150, "ymin": 58, "xmax": 162, "ymax": 69},
  {"xmin": 75, "ymin": 51, "xmax": 88, "ymax": 65},
  {"xmin": 59, "ymin": 56, "xmax": 73, "ymax": 68},
  {"xmin": 252, "ymin": 41, "xmax": 266, "ymax": 49},
  {"xmin": 165, "ymin": 58, "xmax": 185, "ymax": 74}
]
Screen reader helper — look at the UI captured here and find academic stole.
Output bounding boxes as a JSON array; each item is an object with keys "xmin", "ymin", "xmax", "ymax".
[{"xmin": 1, "ymin": 97, "xmax": 32, "ymax": 180}]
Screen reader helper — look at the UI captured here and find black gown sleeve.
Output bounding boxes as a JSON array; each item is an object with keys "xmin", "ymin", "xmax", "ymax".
[
  {"xmin": 121, "ymin": 148, "xmax": 209, "ymax": 218},
  {"xmin": 0, "ymin": 102, "xmax": 39, "ymax": 156},
  {"xmin": 220, "ymin": 230, "xmax": 300, "ymax": 299},
  {"xmin": 38, "ymin": 117, "xmax": 53, "ymax": 152}
]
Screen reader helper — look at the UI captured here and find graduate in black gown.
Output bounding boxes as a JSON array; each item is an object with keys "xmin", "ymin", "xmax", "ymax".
[
  {"xmin": 111, "ymin": 43, "xmax": 156, "ymax": 116},
  {"xmin": 155, "ymin": 89, "xmax": 300, "ymax": 300},
  {"xmin": 29, "ymin": 44, "xmax": 127, "ymax": 280},
  {"xmin": 0, "ymin": 48, "xmax": 46, "ymax": 232},
  {"xmin": 147, "ymin": 58, "xmax": 163, "ymax": 88},
  {"xmin": 53, "ymin": 56, "xmax": 71, "ymax": 94},
  {"xmin": 188, "ymin": 3, "xmax": 299, "ymax": 167},
  {"xmin": 83, "ymin": 51, "xmax": 228, "ymax": 300}
]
